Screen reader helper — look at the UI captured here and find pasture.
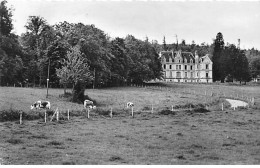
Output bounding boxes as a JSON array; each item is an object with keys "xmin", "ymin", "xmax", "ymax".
[{"xmin": 0, "ymin": 83, "xmax": 259, "ymax": 164}]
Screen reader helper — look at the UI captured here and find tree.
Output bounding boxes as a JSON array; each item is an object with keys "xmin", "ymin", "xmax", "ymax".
[
  {"xmin": 56, "ymin": 46, "xmax": 92, "ymax": 102},
  {"xmin": 0, "ymin": 0, "xmax": 23, "ymax": 86},
  {"xmin": 0, "ymin": 0, "xmax": 12, "ymax": 36},
  {"xmin": 233, "ymin": 50, "xmax": 251, "ymax": 84},
  {"xmin": 249, "ymin": 56, "xmax": 260, "ymax": 80},
  {"xmin": 23, "ymin": 16, "xmax": 48, "ymax": 86},
  {"xmin": 109, "ymin": 37, "xmax": 128, "ymax": 86},
  {"xmin": 212, "ymin": 32, "xmax": 225, "ymax": 82}
]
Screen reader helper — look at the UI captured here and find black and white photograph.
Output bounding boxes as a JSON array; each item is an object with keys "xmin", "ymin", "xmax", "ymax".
[{"xmin": 0, "ymin": 0, "xmax": 260, "ymax": 165}]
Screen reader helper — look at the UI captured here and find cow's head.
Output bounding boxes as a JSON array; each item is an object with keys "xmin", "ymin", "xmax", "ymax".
[{"xmin": 127, "ymin": 102, "xmax": 134, "ymax": 108}]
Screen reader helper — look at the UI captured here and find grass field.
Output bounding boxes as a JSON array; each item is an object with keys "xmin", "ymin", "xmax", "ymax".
[{"xmin": 0, "ymin": 83, "xmax": 259, "ymax": 164}]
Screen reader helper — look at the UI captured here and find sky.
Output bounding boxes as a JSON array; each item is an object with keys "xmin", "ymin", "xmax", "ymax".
[{"xmin": 6, "ymin": 0, "xmax": 260, "ymax": 50}]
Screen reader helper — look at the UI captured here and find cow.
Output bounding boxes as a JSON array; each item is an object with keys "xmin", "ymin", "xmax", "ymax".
[
  {"xmin": 30, "ymin": 100, "xmax": 51, "ymax": 110},
  {"xmin": 126, "ymin": 102, "xmax": 134, "ymax": 108},
  {"xmin": 84, "ymin": 100, "xmax": 96, "ymax": 109}
]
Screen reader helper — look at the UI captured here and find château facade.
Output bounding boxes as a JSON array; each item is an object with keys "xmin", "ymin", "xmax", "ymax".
[{"xmin": 160, "ymin": 50, "xmax": 213, "ymax": 83}]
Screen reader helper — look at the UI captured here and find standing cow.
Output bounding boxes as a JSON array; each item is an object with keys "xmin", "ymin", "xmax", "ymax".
[
  {"xmin": 30, "ymin": 100, "xmax": 51, "ymax": 110},
  {"xmin": 84, "ymin": 100, "xmax": 96, "ymax": 109}
]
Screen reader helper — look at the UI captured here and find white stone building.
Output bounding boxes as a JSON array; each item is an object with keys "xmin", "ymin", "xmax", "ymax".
[{"xmin": 160, "ymin": 50, "xmax": 213, "ymax": 83}]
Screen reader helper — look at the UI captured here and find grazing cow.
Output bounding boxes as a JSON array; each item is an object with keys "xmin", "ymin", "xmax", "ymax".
[
  {"xmin": 30, "ymin": 100, "xmax": 51, "ymax": 110},
  {"xmin": 126, "ymin": 102, "xmax": 134, "ymax": 108},
  {"xmin": 84, "ymin": 100, "xmax": 96, "ymax": 109}
]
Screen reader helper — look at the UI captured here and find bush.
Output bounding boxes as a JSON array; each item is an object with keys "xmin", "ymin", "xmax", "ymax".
[
  {"xmin": 0, "ymin": 109, "xmax": 55, "ymax": 122},
  {"xmin": 158, "ymin": 109, "xmax": 176, "ymax": 115},
  {"xmin": 6, "ymin": 138, "xmax": 23, "ymax": 144},
  {"xmin": 0, "ymin": 109, "xmax": 21, "ymax": 122},
  {"xmin": 173, "ymin": 103, "xmax": 205, "ymax": 109},
  {"xmin": 187, "ymin": 107, "xmax": 210, "ymax": 114}
]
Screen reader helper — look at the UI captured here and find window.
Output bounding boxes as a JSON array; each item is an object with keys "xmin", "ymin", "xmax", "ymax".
[
  {"xmin": 206, "ymin": 64, "xmax": 209, "ymax": 69},
  {"xmin": 190, "ymin": 66, "xmax": 193, "ymax": 70},
  {"xmin": 185, "ymin": 72, "xmax": 187, "ymax": 78},
  {"xmin": 163, "ymin": 64, "xmax": 166, "ymax": 69},
  {"xmin": 185, "ymin": 65, "xmax": 187, "ymax": 70},
  {"xmin": 176, "ymin": 65, "xmax": 178, "ymax": 70},
  {"xmin": 176, "ymin": 72, "xmax": 181, "ymax": 78},
  {"xmin": 170, "ymin": 71, "xmax": 172, "ymax": 77},
  {"xmin": 197, "ymin": 72, "xmax": 199, "ymax": 77},
  {"xmin": 206, "ymin": 73, "xmax": 209, "ymax": 78},
  {"xmin": 191, "ymin": 72, "xmax": 193, "ymax": 78},
  {"xmin": 169, "ymin": 65, "xmax": 172, "ymax": 69},
  {"xmin": 179, "ymin": 65, "xmax": 181, "ymax": 70},
  {"xmin": 179, "ymin": 60, "xmax": 181, "ymax": 63}
]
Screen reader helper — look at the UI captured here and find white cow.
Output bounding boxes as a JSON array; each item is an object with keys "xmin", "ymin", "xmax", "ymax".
[
  {"xmin": 84, "ymin": 100, "xmax": 96, "ymax": 109},
  {"xmin": 126, "ymin": 102, "xmax": 134, "ymax": 108},
  {"xmin": 30, "ymin": 100, "xmax": 51, "ymax": 110}
]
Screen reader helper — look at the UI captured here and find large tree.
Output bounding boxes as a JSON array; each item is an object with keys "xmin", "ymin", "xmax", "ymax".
[
  {"xmin": 56, "ymin": 46, "xmax": 92, "ymax": 102},
  {"xmin": 212, "ymin": 32, "xmax": 225, "ymax": 82}
]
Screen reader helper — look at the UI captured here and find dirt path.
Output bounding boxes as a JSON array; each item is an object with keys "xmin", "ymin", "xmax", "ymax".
[{"xmin": 226, "ymin": 99, "xmax": 248, "ymax": 108}]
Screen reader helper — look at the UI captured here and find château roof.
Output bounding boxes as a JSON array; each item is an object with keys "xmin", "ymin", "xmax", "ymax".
[{"xmin": 160, "ymin": 50, "xmax": 195, "ymax": 63}]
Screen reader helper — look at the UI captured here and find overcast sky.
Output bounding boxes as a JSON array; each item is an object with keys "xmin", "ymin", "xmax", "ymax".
[{"xmin": 7, "ymin": 0, "xmax": 260, "ymax": 50}]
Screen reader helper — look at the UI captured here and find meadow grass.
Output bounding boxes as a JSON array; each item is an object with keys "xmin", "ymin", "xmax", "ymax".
[{"xmin": 0, "ymin": 83, "xmax": 259, "ymax": 164}]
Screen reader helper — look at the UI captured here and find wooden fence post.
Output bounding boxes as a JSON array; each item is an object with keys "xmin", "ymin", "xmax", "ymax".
[
  {"xmin": 67, "ymin": 109, "xmax": 70, "ymax": 120},
  {"xmin": 221, "ymin": 103, "xmax": 224, "ymax": 111},
  {"xmin": 131, "ymin": 107, "xmax": 134, "ymax": 118},
  {"xmin": 87, "ymin": 108, "xmax": 90, "ymax": 119},
  {"xmin": 45, "ymin": 110, "xmax": 47, "ymax": 123},
  {"xmin": 20, "ymin": 112, "xmax": 22, "ymax": 125},
  {"xmin": 110, "ymin": 107, "xmax": 113, "ymax": 118},
  {"xmin": 56, "ymin": 109, "xmax": 59, "ymax": 121}
]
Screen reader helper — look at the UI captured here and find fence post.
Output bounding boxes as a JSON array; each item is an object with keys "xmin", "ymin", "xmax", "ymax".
[
  {"xmin": 172, "ymin": 105, "xmax": 174, "ymax": 112},
  {"xmin": 87, "ymin": 108, "xmax": 90, "ymax": 119},
  {"xmin": 151, "ymin": 104, "xmax": 153, "ymax": 113},
  {"xmin": 131, "ymin": 107, "xmax": 134, "ymax": 118},
  {"xmin": 56, "ymin": 109, "xmax": 59, "ymax": 121},
  {"xmin": 45, "ymin": 110, "xmax": 47, "ymax": 123},
  {"xmin": 20, "ymin": 112, "xmax": 22, "ymax": 125},
  {"xmin": 221, "ymin": 103, "xmax": 224, "ymax": 111},
  {"xmin": 67, "ymin": 109, "xmax": 70, "ymax": 120},
  {"xmin": 110, "ymin": 107, "xmax": 113, "ymax": 118}
]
